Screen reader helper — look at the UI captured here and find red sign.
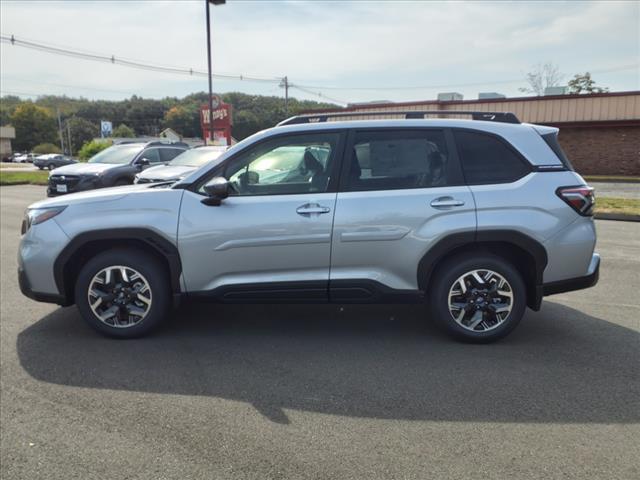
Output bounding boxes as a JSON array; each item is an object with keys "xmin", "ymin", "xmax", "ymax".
[{"xmin": 200, "ymin": 99, "xmax": 233, "ymax": 146}]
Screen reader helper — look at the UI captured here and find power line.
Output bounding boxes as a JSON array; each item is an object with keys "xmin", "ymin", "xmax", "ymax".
[
  {"xmin": 294, "ymin": 64, "xmax": 640, "ymax": 92},
  {"xmin": 1, "ymin": 76, "xmax": 138, "ymax": 96},
  {"xmin": 289, "ymin": 84, "xmax": 348, "ymax": 106},
  {"xmin": 0, "ymin": 34, "xmax": 282, "ymax": 84}
]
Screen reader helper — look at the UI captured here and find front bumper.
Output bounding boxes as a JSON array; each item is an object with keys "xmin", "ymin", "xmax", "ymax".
[
  {"xmin": 542, "ymin": 253, "xmax": 600, "ymax": 296},
  {"xmin": 18, "ymin": 266, "xmax": 69, "ymax": 305},
  {"xmin": 47, "ymin": 175, "xmax": 101, "ymax": 197}
]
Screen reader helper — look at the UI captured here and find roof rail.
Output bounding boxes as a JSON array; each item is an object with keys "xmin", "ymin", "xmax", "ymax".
[
  {"xmin": 277, "ymin": 110, "xmax": 520, "ymax": 126},
  {"xmin": 145, "ymin": 140, "xmax": 190, "ymax": 148}
]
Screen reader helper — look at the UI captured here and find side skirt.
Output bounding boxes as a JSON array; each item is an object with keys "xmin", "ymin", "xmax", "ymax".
[{"xmin": 188, "ymin": 280, "xmax": 424, "ymax": 304}]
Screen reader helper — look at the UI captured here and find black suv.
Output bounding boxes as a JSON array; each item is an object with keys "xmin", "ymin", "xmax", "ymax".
[{"xmin": 47, "ymin": 141, "xmax": 188, "ymax": 196}]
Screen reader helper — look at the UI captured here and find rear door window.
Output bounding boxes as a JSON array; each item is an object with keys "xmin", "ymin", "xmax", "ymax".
[
  {"xmin": 140, "ymin": 148, "xmax": 162, "ymax": 164},
  {"xmin": 454, "ymin": 130, "xmax": 530, "ymax": 184},
  {"xmin": 160, "ymin": 148, "xmax": 186, "ymax": 162},
  {"xmin": 344, "ymin": 129, "xmax": 456, "ymax": 191}
]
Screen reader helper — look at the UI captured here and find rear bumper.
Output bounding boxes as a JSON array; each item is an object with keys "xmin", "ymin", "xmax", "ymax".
[{"xmin": 542, "ymin": 253, "xmax": 600, "ymax": 297}]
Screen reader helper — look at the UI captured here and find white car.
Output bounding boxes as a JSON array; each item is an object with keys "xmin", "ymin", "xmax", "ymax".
[
  {"xmin": 134, "ymin": 146, "xmax": 228, "ymax": 184},
  {"xmin": 13, "ymin": 153, "xmax": 37, "ymax": 163}
]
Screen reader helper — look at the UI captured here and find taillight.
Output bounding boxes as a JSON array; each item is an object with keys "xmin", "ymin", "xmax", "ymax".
[{"xmin": 556, "ymin": 186, "xmax": 595, "ymax": 216}]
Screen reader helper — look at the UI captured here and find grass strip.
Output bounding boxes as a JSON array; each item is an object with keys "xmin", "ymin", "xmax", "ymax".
[{"xmin": 0, "ymin": 170, "xmax": 49, "ymax": 186}]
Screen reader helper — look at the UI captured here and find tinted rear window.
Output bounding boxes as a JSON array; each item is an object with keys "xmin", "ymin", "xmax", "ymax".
[
  {"xmin": 454, "ymin": 130, "xmax": 530, "ymax": 184},
  {"xmin": 542, "ymin": 132, "xmax": 574, "ymax": 170}
]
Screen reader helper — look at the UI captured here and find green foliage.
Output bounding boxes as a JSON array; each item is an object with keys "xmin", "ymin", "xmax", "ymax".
[
  {"xmin": 78, "ymin": 139, "xmax": 112, "ymax": 161},
  {"xmin": 112, "ymin": 123, "xmax": 136, "ymax": 138},
  {"xmin": 32, "ymin": 143, "xmax": 62, "ymax": 154},
  {"xmin": 568, "ymin": 72, "xmax": 609, "ymax": 94},
  {"xmin": 9, "ymin": 103, "xmax": 58, "ymax": 151},
  {"xmin": 66, "ymin": 116, "xmax": 99, "ymax": 154},
  {"xmin": 162, "ymin": 105, "xmax": 199, "ymax": 137},
  {"xmin": 0, "ymin": 92, "xmax": 337, "ymax": 146}
]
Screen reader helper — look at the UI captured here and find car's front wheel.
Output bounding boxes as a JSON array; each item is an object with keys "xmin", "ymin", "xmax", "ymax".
[
  {"xmin": 429, "ymin": 253, "xmax": 526, "ymax": 343},
  {"xmin": 74, "ymin": 249, "xmax": 171, "ymax": 338},
  {"xmin": 47, "ymin": 164, "xmax": 55, "ymax": 170}
]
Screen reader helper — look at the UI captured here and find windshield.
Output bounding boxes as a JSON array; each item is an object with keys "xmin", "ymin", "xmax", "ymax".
[
  {"xmin": 88, "ymin": 145, "xmax": 144, "ymax": 164},
  {"xmin": 169, "ymin": 148, "xmax": 226, "ymax": 167}
]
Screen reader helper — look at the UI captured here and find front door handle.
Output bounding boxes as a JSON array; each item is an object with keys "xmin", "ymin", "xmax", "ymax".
[
  {"xmin": 296, "ymin": 203, "xmax": 331, "ymax": 216},
  {"xmin": 430, "ymin": 197, "xmax": 465, "ymax": 208}
]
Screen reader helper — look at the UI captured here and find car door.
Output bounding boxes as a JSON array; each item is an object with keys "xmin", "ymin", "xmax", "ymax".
[
  {"xmin": 160, "ymin": 147, "xmax": 186, "ymax": 164},
  {"xmin": 178, "ymin": 131, "xmax": 346, "ymax": 301},
  {"xmin": 330, "ymin": 128, "xmax": 476, "ymax": 299},
  {"xmin": 138, "ymin": 147, "xmax": 163, "ymax": 169}
]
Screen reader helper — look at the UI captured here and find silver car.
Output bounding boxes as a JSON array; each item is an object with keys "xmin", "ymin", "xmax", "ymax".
[
  {"xmin": 18, "ymin": 111, "xmax": 599, "ymax": 342},
  {"xmin": 134, "ymin": 146, "xmax": 228, "ymax": 184}
]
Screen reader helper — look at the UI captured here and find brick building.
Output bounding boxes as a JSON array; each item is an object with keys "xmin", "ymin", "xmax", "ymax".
[{"xmin": 305, "ymin": 91, "xmax": 640, "ymax": 176}]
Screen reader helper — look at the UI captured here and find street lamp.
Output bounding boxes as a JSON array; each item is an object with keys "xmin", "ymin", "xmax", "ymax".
[{"xmin": 205, "ymin": 0, "xmax": 226, "ymax": 145}]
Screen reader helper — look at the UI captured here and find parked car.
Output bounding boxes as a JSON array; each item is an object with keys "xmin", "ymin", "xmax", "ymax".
[
  {"xmin": 34, "ymin": 154, "xmax": 78, "ymax": 170},
  {"xmin": 18, "ymin": 111, "xmax": 599, "ymax": 342},
  {"xmin": 47, "ymin": 141, "xmax": 188, "ymax": 196},
  {"xmin": 135, "ymin": 145, "xmax": 228, "ymax": 184},
  {"xmin": 13, "ymin": 153, "xmax": 37, "ymax": 163}
]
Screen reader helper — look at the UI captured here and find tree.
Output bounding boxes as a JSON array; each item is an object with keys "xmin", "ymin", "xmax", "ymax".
[
  {"xmin": 9, "ymin": 104, "xmax": 58, "ymax": 151},
  {"xmin": 112, "ymin": 123, "xmax": 136, "ymax": 138},
  {"xmin": 32, "ymin": 143, "xmax": 62, "ymax": 154},
  {"xmin": 66, "ymin": 116, "xmax": 98, "ymax": 154},
  {"xmin": 162, "ymin": 105, "xmax": 199, "ymax": 137},
  {"xmin": 519, "ymin": 62, "xmax": 563, "ymax": 96},
  {"xmin": 568, "ymin": 72, "xmax": 609, "ymax": 94},
  {"xmin": 78, "ymin": 139, "xmax": 112, "ymax": 161}
]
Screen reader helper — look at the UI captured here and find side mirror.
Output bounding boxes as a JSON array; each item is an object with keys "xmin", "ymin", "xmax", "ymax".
[
  {"xmin": 201, "ymin": 177, "xmax": 230, "ymax": 206},
  {"xmin": 135, "ymin": 158, "xmax": 150, "ymax": 168}
]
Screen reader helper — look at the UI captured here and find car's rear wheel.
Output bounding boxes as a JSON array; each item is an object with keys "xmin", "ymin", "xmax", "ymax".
[
  {"xmin": 74, "ymin": 249, "xmax": 170, "ymax": 338},
  {"xmin": 429, "ymin": 253, "xmax": 526, "ymax": 343}
]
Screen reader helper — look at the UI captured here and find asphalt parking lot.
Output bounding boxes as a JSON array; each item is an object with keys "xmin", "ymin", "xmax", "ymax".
[{"xmin": 1, "ymin": 185, "xmax": 638, "ymax": 480}]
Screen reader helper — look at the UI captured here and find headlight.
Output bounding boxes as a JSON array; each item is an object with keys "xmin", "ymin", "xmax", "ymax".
[{"xmin": 21, "ymin": 206, "xmax": 67, "ymax": 234}]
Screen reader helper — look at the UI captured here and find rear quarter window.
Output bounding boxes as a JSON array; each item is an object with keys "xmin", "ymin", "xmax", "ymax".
[{"xmin": 454, "ymin": 130, "xmax": 530, "ymax": 184}]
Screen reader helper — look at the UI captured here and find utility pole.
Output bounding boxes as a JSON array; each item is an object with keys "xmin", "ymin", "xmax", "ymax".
[
  {"xmin": 66, "ymin": 122, "xmax": 72, "ymax": 155},
  {"xmin": 205, "ymin": 0, "xmax": 226, "ymax": 145},
  {"xmin": 56, "ymin": 108, "xmax": 65, "ymax": 153},
  {"xmin": 281, "ymin": 76, "xmax": 290, "ymax": 116}
]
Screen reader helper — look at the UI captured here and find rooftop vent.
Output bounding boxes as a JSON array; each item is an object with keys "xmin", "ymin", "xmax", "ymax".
[
  {"xmin": 544, "ymin": 86, "xmax": 569, "ymax": 96},
  {"xmin": 478, "ymin": 92, "xmax": 506, "ymax": 99},
  {"xmin": 437, "ymin": 92, "xmax": 463, "ymax": 101}
]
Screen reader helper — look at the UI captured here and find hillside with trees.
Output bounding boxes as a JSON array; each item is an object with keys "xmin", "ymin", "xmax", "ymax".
[{"xmin": 0, "ymin": 92, "xmax": 336, "ymax": 153}]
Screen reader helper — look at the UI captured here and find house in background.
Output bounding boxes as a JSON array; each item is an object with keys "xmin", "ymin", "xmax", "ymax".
[{"xmin": 0, "ymin": 125, "xmax": 16, "ymax": 160}]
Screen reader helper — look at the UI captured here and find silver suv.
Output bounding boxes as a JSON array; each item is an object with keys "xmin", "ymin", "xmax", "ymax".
[{"xmin": 18, "ymin": 111, "xmax": 599, "ymax": 342}]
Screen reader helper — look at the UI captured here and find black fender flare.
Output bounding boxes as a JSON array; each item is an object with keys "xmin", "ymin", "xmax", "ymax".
[
  {"xmin": 53, "ymin": 228, "xmax": 182, "ymax": 304},
  {"xmin": 417, "ymin": 230, "xmax": 548, "ymax": 310}
]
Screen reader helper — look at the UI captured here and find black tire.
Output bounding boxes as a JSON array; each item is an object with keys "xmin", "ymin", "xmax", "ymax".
[
  {"xmin": 429, "ymin": 252, "xmax": 526, "ymax": 343},
  {"xmin": 38, "ymin": 166, "xmax": 44, "ymax": 170},
  {"xmin": 113, "ymin": 178, "xmax": 130, "ymax": 186},
  {"xmin": 74, "ymin": 248, "xmax": 171, "ymax": 338},
  {"xmin": 47, "ymin": 164, "xmax": 55, "ymax": 170}
]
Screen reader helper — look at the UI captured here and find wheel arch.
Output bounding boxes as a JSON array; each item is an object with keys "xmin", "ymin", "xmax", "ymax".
[
  {"xmin": 53, "ymin": 228, "xmax": 182, "ymax": 305},
  {"xmin": 417, "ymin": 230, "xmax": 547, "ymax": 310}
]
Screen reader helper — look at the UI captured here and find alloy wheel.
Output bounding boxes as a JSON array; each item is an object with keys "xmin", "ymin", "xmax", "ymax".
[
  {"xmin": 87, "ymin": 265, "xmax": 152, "ymax": 328},
  {"xmin": 447, "ymin": 269, "xmax": 513, "ymax": 332}
]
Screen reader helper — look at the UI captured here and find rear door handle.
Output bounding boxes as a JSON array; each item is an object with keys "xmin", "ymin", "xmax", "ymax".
[
  {"xmin": 296, "ymin": 203, "xmax": 331, "ymax": 216},
  {"xmin": 430, "ymin": 197, "xmax": 465, "ymax": 208}
]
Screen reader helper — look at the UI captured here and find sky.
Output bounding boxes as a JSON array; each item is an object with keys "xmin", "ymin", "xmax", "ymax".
[{"xmin": 0, "ymin": 0, "xmax": 638, "ymax": 105}]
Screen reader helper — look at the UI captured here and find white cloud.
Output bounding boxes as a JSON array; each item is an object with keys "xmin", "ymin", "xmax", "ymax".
[{"xmin": 0, "ymin": 0, "xmax": 638, "ymax": 103}]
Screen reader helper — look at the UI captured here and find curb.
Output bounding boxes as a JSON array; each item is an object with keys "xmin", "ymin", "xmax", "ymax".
[{"xmin": 595, "ymin": 213, "xmax": 640, "ymax": 222}]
